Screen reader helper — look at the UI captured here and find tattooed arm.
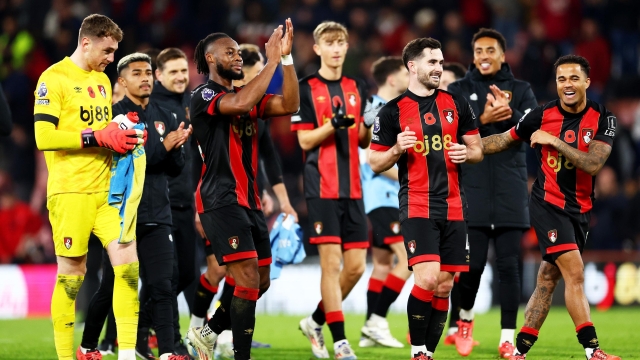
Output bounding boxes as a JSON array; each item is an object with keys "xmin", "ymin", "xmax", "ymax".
[
  {"xmin": 530, "ymin": 130, "xmax": 612, "ymax": 176},
  {"xmin": 481, "ymin": 130, "xmax": 521, "ymax": 155}
]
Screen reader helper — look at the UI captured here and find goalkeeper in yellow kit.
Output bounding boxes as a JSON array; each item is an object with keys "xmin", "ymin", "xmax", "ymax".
[{"xmin": 34, "ymin": 14, "xmax": 142, "ymax": 360}]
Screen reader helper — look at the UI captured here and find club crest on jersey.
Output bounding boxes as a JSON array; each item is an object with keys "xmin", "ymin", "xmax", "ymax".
[
  {"xmin": 155, "ymin": 121, "xmax": 166, "ymax": 135},
  {"xmin": 582, "ymin": 129, "xmax": 594, "ymax": 144},
  {"xmin": 564, "ymin": 130, "xmax": 576, "ymax": 143},
  {"xmin": 548, "ymin": 229, "xmax": 558, "ymax": 243},
  {"xmin": 37, "ymin": 82, "xmax": 47, "ymax": 97},
  {"xmin": 442, "ymin": 109, "xmax": 454, "ymax": 124},
  {"xmin": 202, "ymin": 88, "xmax": 215, "ymax": 101},
  {"xmin": 64, "ymin": 237, "xmax": 72, "ymax": 250},
  {"xmin": 408, "ymin": 240, "xmax": 416, "ymax": 254},
  {"xmin": 87, "ymin": 86, "xmax": 95, "ymax": 98},
  {"xmin": 347, "ymin": 93, "xmax": 357, "ymax": 107},
  {"xmin": 314, "ymin": 222, "xmax": 323, "ymax": 235},
  {"xmin": 229, "ymin": 236, "xmax": 239, "ymax": 249},
  {"xmin": 390, "ymin": 221, "xmax": 400, "ymax": 235},
  {"xmin": 98, "ymin": 85, "xmax": 106, "ymax": 99},
  {"xmin": 502, "ymin": 90, "xmax": 513, "ymax": 103}
]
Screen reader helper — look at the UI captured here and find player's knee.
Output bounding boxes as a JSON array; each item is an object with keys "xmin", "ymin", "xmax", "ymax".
[
  {"xmin": 415, "ymin": 274, "xmax": 438, "ymax": 291},
  {"xmin": 496, "ymin": 255, "xmax": 519, "ymax": 282},
  {"xmin": 371, "ymin": 263, "xmax": 392, "ymax": 279},
  {"xmin": 231, "ymin": 262, "xmax": 260, "ymax": 289},
  {"xmin": 344, "ymin": 261, "xmax": 366, "ymax": 281},
  {"xmin": 148, "ymin": 279, "xmax": 173, "ymax": 300},
  {"xmin": 320, "ymin": 256, "xmax": 342, "ymax": 277},
  {"xmin": 206, "ymin": 267, "xmax": 225, "ymax": 285},
  {"xmin": 436, "ymin": 280, "xmax": 453, "ymax": 296}
]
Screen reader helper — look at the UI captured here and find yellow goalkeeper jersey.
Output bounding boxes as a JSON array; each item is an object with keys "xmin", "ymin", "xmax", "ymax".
[{"xmin": 34, "ymin": 57, "xmax": 114, "ymax": 196}]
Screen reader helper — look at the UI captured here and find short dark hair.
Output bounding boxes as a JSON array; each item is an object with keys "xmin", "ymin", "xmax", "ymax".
[
  {"xmin": 156, "ymin": 47, "xmax": 187, "ymax": 70},
  {"xmin": 371, "ymin": 56, "xmax": 404, "ymax": 86},
  {"xmin": 443, "ymin": 62, "xmax": 466, "ymax": 80},
  {"xmin": 239, "ymin": 44, "xmax": 262, "ymax": 67},
  {"xmin": 402, "ymin": 37, "xmax": 442, "ymax": 70},
  {"xmin": 194, "ymin": 33, "xmax": 231, "ymax": 75},
  {"xmin": 140, "ymin": 48, "xmax": 160, "ymax": 75},
  {"xmin": 79, "ymin": 14, "xmax": 123, "ymax": 42},
  {"xmin": 472, "ymin": 28, "xmax": 507, "ymax": 52},
  {"xmin": 554, "ymin": 55, "xmax": 590, "ymax": 77},
  {"xmin": 117, "ymin": 52, "xmax": 152, "ymax": 75}
]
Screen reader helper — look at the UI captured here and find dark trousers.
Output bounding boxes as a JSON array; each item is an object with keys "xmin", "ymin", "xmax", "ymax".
[
  {"xmin": 170, "ymin": 206, "xmax": 198, "ymax": 340},
  {"xmin": 458, "ymin": 227, "xmax": 523, "ymax": 329}
]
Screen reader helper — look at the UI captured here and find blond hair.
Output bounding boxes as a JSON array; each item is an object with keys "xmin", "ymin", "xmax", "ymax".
[{"xmin": 313, "ymin": 21, "xmax": 348, "ymax": 43}]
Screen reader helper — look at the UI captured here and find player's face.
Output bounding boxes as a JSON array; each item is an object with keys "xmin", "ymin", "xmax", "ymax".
[
  {"xmin": 157, "ymin": 57, "xmax": 189, "ymax": 94},
  {"xmin": 438, "ymin": 70, "xmax": 457, "ymax": 90},
  {"xmin": 556, "ymin": 63, "xmax": 590, "ymax": 108},
  {"xmin": 411, "ymin": 48, "xmax": 443, "ymax": 91},
  {"xmin": 473, "ymin": 37, "xmax": 504, "ymax": 76},
  {"xmin": 390, "ymin": 66, "xmax": 409, "ymax": 93},
  {"xmin": 313, "ymin": 33, "xmax": 348, "ymax": 69},
  {"xmin": 120, "ymin": 61, "xmax": 153, "ymax": 99},
  {"xmin": 84, "ymin": 36, "xmax": 118, "ymax": 72},
  {"xmin": 211, "ymin": 38, "xmax": 244, "ymax": 81}
]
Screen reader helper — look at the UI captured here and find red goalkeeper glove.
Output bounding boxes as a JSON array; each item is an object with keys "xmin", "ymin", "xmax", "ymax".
[{"xmin": 82, "ymin": 121, "xmax": 143, "ymax": 154}]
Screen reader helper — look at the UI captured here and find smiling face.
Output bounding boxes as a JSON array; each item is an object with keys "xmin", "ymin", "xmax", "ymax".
[
  {"xmin": 119, "ymin": 61, "xmax": 153, "ymax": 99},
  {"xmin": 556, "ymin": 63, "xmax": 590, "ymax": 110},
  {"xmin": 157, "ymin": 57, "xmax": 189, "ymax": 94},
  {"xmin": 473, "ymin": 36, "xmax": 504, "ymax": 77},
  {"xmin": 83, "ymin": 36, "xmax": 118, "ymax": 72},
  {"xmin": 209, "ymin": 37, "xmax": 244, "ymax": 81},
  {"xmin": 409, "ymin": 48, "xmax": 444, "ymax": 91}
]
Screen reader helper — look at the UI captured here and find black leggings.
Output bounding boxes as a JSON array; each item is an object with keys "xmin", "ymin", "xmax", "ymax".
[{"xmin": 458, "ymin": 227, "xmax": 523, "ymax": 329}]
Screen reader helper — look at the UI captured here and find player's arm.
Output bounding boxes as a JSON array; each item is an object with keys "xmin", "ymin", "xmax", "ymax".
[
  {"xmin": 483, "ymin": 105, "xmax": 542, "ymax": 155},
  {"xmin": 358, "ymin": 119, "xmax": 372, "ymax": 148},
  {"xmin": 481, "ymin": 130, "xmax": 520, "ymax": 154},
  {"xmin": 364, "ymin": 146, "xmax": 398, "ymax": 181},
  {"xmin": 294, "ymin": 84, "xmax": 336, "ymax": 151},
  {"xmin": 542, "ymin": 136, "xmax": 611, "ymax": 176},
  {"xmin": 369, "ymin": 106, "xmax": 409, "ymax": 173},
  {"xmin": 510, "ymin": 84, "xmax": 537, "ymax": 126}
]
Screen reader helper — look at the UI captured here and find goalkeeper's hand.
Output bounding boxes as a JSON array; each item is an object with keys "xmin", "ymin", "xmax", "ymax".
[
  {"xmin": 82, "ymin": 122, "xmax": 143, "ymax": 154},
  {"xmin": 330, "ymin": 102, "xmax": 355, "ymax": 129},
  {"xmin": 363, "ymin": 100, "xmax": 383, "ymax": 128}
]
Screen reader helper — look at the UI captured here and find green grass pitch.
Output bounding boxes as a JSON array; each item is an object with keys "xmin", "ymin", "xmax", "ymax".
[{"xmin": 1, "ymin": 307, "xmax": 637, "ymax": 359}]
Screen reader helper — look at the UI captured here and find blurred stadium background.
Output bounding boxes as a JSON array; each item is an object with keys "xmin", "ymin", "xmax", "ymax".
[{"xmin": 0, "ymin": 0, "xmax": 639, "ymax": 320}]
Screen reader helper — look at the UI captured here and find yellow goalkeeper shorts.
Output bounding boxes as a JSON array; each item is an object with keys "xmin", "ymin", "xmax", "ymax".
[{"xmin": 47, "ymin": 192, "xmax": 122, "ymax": 257}]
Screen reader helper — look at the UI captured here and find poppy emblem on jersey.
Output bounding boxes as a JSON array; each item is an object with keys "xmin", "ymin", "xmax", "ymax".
[
  {"xmin": 87, "ymin": 86, "xmax": 95, "ymax": 98},
  {"xmin": 229, "ymin": 236, "xmax": 239, "ymax": 249},
  {"xmin": 582, "ymin": 129, "xmax": 594, "ymax": 144},
  {"xmin": 348, "ymin": 93, "xmax": 357, "ymax": 107},
  {"xmin": 202, "ymin": 88, "xmax": 215, "ymax": 101},
  {"xmin": 548, "ymin": 229, "xmax": 558, "ymax": 243},
  {"xmin": 390, "ymin": 221, "xmax": 400, "ymax": 235},
  {"xmin": 442, "ymin": 109, "xmax": 454, "ymax": 124},
  {"xmin": 64, "ymin": 237, "xmax": 72, "ymax": 250},
  {"xmin": 502, "ymin": 90, "xmax": 513, "ymax": 103},
  {"xmin": 37, "ymin": 82, "xmax": 47, "ymax": 97},
  {"xmin": 98, "ymin": 85, "xmax": 106, "ymax": 99},
  {"xmin": 314, "ymin": 222, "xmax": 323, "ymax": 235},
  {"xmin": 564, "ymin": 130, "xmax": 576, "ymax": 143},
  {"xmin": 408, "ymin": 240, "xmax": 416, "ymax": 254},
  {"xmin": 424, "ymin": 112, "xmax": 436, "ymax": 125},
  {"xmin": 155, "ymin": 121, "xmax": 166, "ymax": 135}
]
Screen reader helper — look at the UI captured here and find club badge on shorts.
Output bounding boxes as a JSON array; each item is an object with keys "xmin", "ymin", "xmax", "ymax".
[
  {"xmin": 64, "ymin": 237, "xmax": 72, "ymax": 249},
  {"xmin": 314, "ymin": 222, "xmax": 323, "ymax": 235},
  {"xmin": 408, "ymin": 240, "xmax": 416, "ymax": 254},
  {"xmin": 548, "ymin": 229, "xmax": 558, "ymax": 243},
  {"xmin": 390, "ymin": 221, "xmax": 400, "ymax": 235},
  {"xmin": 229, "ymin": 236, "xmax": 239, "ymax": 249}
]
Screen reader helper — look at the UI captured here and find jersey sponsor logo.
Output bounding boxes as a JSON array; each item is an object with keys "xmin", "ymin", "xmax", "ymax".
[
  {"xmin": 314, "ymin": 221, "xmax": 323, "ymax": 235},
  {"xmin": 74, "ymin": 86, "xmax": 82, "ymax": 93},
  {"xmin": 546, "ymin": 151, "xmax": 574, "ymax": 173},
  {"xmin": 202, "ymin": 88, "xmax": 216, "ymax": 101},
  {"xmin": 408, "ymin": 240, "xmax": 416, "ymax": 254},
  {"xmin": 98, "ymin": 85, "xmax": 107, "ymax": 99},
  {"xmin": 229, "ymin": 236, "xmax": 239, "ymax": 249},
  {"xmin": 347, "ymin": 92, "xmax": 357, "ymax": 107},
  {"xmin": 390, "ymin": 221, "xmax": 400, "ymax": 235},
  {"xmin": 442, "ymin": 109, "xmax": 454, "ymax": 124},
  {"xmin": 64, "ymin": 237, "xmax": 72, "ymax": 249},
  {"xmin": 35, "ymin": 99, "xmax": 50, "ymax": 105},
  {"xmin": 155, "ymin": 121, "xmax": 166, "ymax": 135},
  {"xmin": 424, "ymin": 112, "xmax": 436, "ymax": 125},
  {"xmin": 413, "ymin": 134, "xmax": 453, "ymax": 156},
  {"xmin": 582, "ymin": 128, "xmax": 594, "ymax": 144},
  {"xmin": 87, "ymin": 86, "xmax": 96, "ymax": 98},
  {"xmin": 548, "ymin": 229, "xmax": 558, "ymax": 243},
  {"xmin": 502, "ymin": 90, "xmax": 513, "ymax": 103},
  {"xmin": 564, "ymin": 130, "xmax": 576, "ymax": 143},
  {"xmin": 80, "ymin": 105, "xmax": 110, "ymax": 125},
  {"xmin": 373, "ymin": 117, "xmax": 380, "ymax": 133},
  {"xmin": 37, "ymin": 82, "xmax": 47, "ymax": 97}
]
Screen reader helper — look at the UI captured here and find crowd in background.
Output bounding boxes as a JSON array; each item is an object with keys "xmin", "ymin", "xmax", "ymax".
[{"xmin": 1, "ymin": 0, "xmax": 640, "ymax": 264}]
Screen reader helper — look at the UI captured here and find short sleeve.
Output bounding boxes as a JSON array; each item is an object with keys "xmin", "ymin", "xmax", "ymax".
[
  {"xmin": 454, "ymin": 94, "xmax": 478, "ymax": 136},
  {"xmin": 594, "ymin": 109, "xmax": 616, "ymax": 146},
  {"xmin": 357, "ymin": 79, "xmax": 369, "ymax": 116},
  {"xmin": 291, "ymin": 81, "xmax": 316, "ymax": 131},
  {"xmin": 256, "ymin": 93, "xmax": 275, "ymax": 119},
  {"xmin": 33, "ymin": 71, "xmax": 62, "ymax": 122},
  {"xmin": 510, "ymin": 106, "xmax": 543, "ymax": 144},
  {"xmin": 370, "ymin": 103, "xmax": 399, "ymax": 151},
  {"xmin": 190, "ymin": 86, "xmax": 226, "ymax": 118}
]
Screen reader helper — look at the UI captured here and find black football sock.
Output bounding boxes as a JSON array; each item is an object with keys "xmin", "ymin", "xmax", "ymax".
[
  {"xmin": 206, "ymin": 279, "xmax": 234, "ymax": 334},
  {"xmin": 231, "ymin": 286, "xmax": 259, "ymax": 360},
  {"xmin": 576, "ymin": 322, "xmax": 599, "ymax": 353},
  {"xmin": 366, "ymin": 278, "xmax": 383, "ymax": 321},
  {"xmin": 373, "ymin": 274, "xmax": 406, "ymax": 318},
  {"xmin": 193, "ymin": 274, "xmax": 218, "ymax": 319},
  {"xmin": 407, "ymin": 285, "xmax": 434, "ymax": 346},
  {"xmin": 311, "ymin": 300, "xmax": 326, "ymax": 325},
  {"xmin": 425, "ymin": 296, "xmax": 449, "ymax": 353},
  {"xmin": 326, "ymin": 311, "xmax": 346, "ymax": 343},
  {"xmin": 515, "ymin": 327, "xmax": 539, "ymax": 355}
]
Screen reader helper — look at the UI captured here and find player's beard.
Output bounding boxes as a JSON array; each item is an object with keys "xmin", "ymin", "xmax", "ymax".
[
  {"xmin": 217, "ymin": 63, "xmax": 244, "ymax": 81},
  {"xmin": 417, "ymin": 68, "xmax": 440, "ymax": 91}
]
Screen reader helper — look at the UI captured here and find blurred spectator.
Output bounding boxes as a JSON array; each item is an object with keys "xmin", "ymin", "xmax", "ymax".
[
  {"xmin": 519, "ymin": 19, "xmax": 558, "ymax": 103},
  {"xmin": 486, "ymin": 0, "xmax": 521, "ymax": 47},
  {"xmin": 609, "ymin": 0, "xmax": 640, "ymax": 78},
  {"xmin": 589, "ymin": 166, "xmax": 628, "ymax": 250},
  {"xmin": 535, "ymin": 0, "xmax": 581, "ymax": 46},
  {"xmin": 0, "ymin": 13, "xmax": 34, "ymax": 78},
  {"xmin": 574, "ymin": 18, "xmax": 610, "ymax": 101}
]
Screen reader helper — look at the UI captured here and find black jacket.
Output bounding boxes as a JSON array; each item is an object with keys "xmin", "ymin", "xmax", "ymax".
[
  {"xmin": 113, "ymin": 95, "xmax": 185, "ymax": 226},
  {"xmin": 448, "ymin": 63, "xmax": 537, "ymax": 229},
  {"xmin": 151, "ymin": 81, "xmax": 200, "ymax": 208}
]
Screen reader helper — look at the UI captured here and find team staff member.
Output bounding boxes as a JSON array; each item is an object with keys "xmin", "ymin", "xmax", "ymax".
[
  {"xmin": 370, "ymin": 38, "xmax": 483, "ymax": 360},
  {"xmin": 33, "ymin": 14, "xmax": 142, "ymax": 360},
  {"xmin": 78, "ymin": 52, "xmax": 191, "ymax": 360},
  {"xmin": 293, "ymin": 21, "xmax": 370, "ymax": 360},
  {"xmin": 447, "ymin": 28, "xmax": 538, "ymax": 358},
  {"xmin": 482, "ymin": 55, "xmax": 619, "ymax": 360}
]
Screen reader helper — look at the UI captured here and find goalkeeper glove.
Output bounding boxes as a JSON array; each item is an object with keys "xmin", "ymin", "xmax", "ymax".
[
  {"xmin": 363, "ymin": 99, "xmax": 383, "ymax": 128},
  {"xmin": 82, "ymin": 121, "xmax": 143, "ymax": 154},
  {"xmin": 330, "ymin": 101, "xmax": 355, "ymax": 129}
]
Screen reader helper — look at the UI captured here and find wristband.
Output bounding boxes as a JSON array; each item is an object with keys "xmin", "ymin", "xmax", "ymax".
[
  {"xmin": 81, "ymin": 128, "xmax": 98, "ymax": 148},
  {"xmin": 281, "ymin": 54, "xmax": 293, "ymax": 66}
]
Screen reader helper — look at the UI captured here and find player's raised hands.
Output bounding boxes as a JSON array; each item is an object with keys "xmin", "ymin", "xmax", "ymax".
[
  {"xmin": 448, "ymin": 142, "xmax": 468, "ymax": 163},
  {"xmin": 281, "ymin": 18, "xmax": 294, "ymax": 56},
  {"xmin": 489, "ymin": 85, "xmax": 510, "ymax": 107},
  {"xmin": 530, "ymin": 130, "xmax": 557, "ymax": 148},
  {"xmin": 480, "ymin": 85, "xmax": 512, "ymax": 124},
  {"xmin": 163, "ymin": 121, "xmax": 189, "ymax": 151},
  {"xmin": 393, "ymin": 126, "xmax": 417, "ymax": 155},
  {"xmin": 265, "ymin": 25, "xmax": 284, "ymax": 63}
]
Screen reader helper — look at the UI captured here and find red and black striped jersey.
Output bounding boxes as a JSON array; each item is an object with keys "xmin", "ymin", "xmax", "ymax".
[
  {"xmin": 510, "ymin": 99, "xmax": 616, "ymax": 214},
  {"xmin": 190, "ymin": 80, "xmax": 274, "ymax": 212},
  {"xmin": 371, "ymin": 89, "xmax": 478, "ymax": 222},
  {"xmin": 290, "ymin": 73, "xmax": 367, "ymax": 199}
]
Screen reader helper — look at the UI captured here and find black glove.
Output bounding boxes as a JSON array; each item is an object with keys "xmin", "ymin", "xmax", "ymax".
[{"xmin": 330, "ymin": 102, "xmax": 355, "ymax": 129}]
